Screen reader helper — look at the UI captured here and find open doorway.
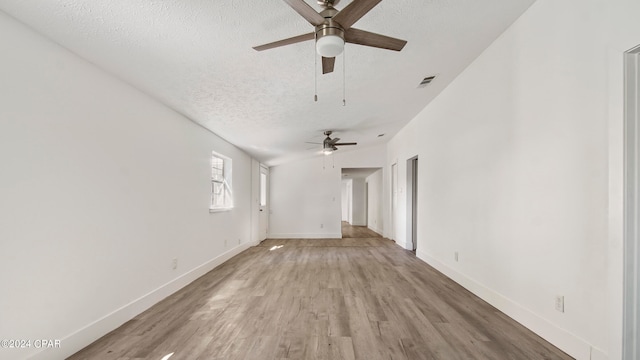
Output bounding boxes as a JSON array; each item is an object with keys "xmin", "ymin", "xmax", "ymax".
[
  {"xmin": 258, "ymin": 165, "xmax": 269, "ymax": 241},
  {"xmin": 623, "ymin": 44, "xmax": 640, "ymax": 360},
  {"xmin": 406, "ymin": 156, "xmax": 418, "ymax": 251},
  {"xmin": 341, "ymin": 167, "xmax": 383, "ymax": 238}
]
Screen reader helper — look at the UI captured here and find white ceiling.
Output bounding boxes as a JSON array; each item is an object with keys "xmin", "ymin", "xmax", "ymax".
[{"xmin": 0, "ymin": 0, "xmax": 535, "ymax": 166}]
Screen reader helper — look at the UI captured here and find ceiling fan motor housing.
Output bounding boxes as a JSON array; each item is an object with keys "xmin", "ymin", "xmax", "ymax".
[
  {"xmin": 317, "ymin": 0, "xmax": 340, "ymax": 7},
  {"xmin": 315, "ymin": 8, "xmax": 344, "ymax": 58}
]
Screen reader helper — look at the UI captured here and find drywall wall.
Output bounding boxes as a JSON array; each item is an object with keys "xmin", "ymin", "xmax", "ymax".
[
  {"xmin": 366, "ymin": 169, "xmax": 384, "ymax": 235},
  {"xmin": 269, "ymin": 144, "xmax": 386, "ymax": 238},
  {"xmin": 341, "ymin": 180, "xmax": 349, "ymax": 222},
  {"xmin": 386, "ymin": 0, "xmax": 640, "ymax": 359},
  {"xmin": 350, "ymin": 178, "xmax": 366, "ymax": 226},
  {"xmin": 0, "ymin": 12, "xmax": 257, "ymax": 360}
]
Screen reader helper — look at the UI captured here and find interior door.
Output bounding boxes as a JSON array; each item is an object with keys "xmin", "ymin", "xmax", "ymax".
[
  {"xmin": 391, "ymin": 163, "xmax": 397, "ymax": 241},
  {"xmin": 406, "ymin": 156, "xmax": 418, "ymax": 251},
  {"xmin": 259, "ymin": 165, "xmax": 269, "ymax": 241},
  {"xmin": 412, "ymin": 158, "xmax": 418, "ymax": 251},
  {"xmin": 624, "ymin": 44, "xmax": 640, "ymax": 360}
]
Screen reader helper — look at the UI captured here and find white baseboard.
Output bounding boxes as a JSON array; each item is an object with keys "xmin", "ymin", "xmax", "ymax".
[
  {"xmin": 415, "ymin": 250, "xmax": 606, "ymax": 360},
  {"xmin": 267, "ymin": 233, "xmax": 342, "ymax": 239},
  {"xmin": 394, "ymin": 239, "xmax": 408, "ymax": 249},
  {"xmin": 28, "ymin": 241, "xmax": 259, "ymax": 360},
  {"xmin": 367, "ymin": 225, "xmax": 383, "ymax": 236},
  {"xmin": 591, "ymin": 347, "xmax": 608, "ymax": 360}
]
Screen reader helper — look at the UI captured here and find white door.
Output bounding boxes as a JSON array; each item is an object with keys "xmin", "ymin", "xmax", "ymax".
[
  {"xmin": 259, "ymin": 165, "xmax": 269, "ymax": 241},
  {"xmin": 623, "ymin": 44, "xmax": 640, "ymax": 360},
  {"xmin": 406, "ymin": 157, "xmax": 418, "ymax": 251},
  {"xmin": 391, "ymin": 163, "xmax": 398, "ymax": 241}
]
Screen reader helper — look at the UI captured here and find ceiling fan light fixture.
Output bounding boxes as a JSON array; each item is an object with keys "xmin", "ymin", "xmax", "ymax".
[
  {"xmin": 323, "ymin": 148, "xmax": 334, "ymax": 155},
  {"xmin": 316, "ymin": 34, "xmax": 344, "ymax": 57}
]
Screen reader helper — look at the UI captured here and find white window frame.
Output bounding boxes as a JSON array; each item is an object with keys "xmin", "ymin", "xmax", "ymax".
[{"xmin": 210, "ymin": 151, "xmax": 233, "ymax": 212}]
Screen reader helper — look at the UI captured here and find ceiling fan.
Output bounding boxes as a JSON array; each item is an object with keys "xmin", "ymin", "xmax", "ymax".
[
  {"xmin": 253, "ymin": 0, "xmax": 407, "ymax": 75},
  {"xmin": 309, "ymin": 130, "xmax": 357, "ymax": 155}
]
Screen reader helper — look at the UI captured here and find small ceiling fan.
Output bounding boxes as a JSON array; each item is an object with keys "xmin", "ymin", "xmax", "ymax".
[
  {"xmin": 253, "ymin": 0, "xmax": 407, "ymax": 74},
  {"xmin": 308, "ymin": 130, "xmax": 357, "ymax": 155}
]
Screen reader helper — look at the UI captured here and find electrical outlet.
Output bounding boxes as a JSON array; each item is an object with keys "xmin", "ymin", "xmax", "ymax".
[
  {"xmin": 555, "ymin": 295, "xmax": 565, "ymax": 313},
  {"xmin": 172, "ymin": 258, "xmax": 178, "ymax": 270},
  {"xmin": 224, "ymin": 239, "xmax": 228, "ymax": 248},
  {"xmin": 320, "ymin": 224, "xmax": 324, "ymax": 229},
  {"xmin": 238, "ymin": 238, "xmax": 241, "ymax": 244},
  {"xmin": 454, "ymin": 252, "xmax": 459, "ymax": 262}
]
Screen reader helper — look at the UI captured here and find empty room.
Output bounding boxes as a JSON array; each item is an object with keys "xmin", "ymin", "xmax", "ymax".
[{"xmin": 1, "ymin": 0, "xmax": 639, "ymax": 359}]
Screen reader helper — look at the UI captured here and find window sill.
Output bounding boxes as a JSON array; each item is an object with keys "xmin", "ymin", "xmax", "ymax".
[{"xmin": 209, "ymin": 207, "xmax": 233, "ymax": 213}]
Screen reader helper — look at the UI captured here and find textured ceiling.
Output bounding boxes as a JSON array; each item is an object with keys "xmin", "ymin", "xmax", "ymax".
[{"xmin": 0, "ymin": 0, "xmax": 535, "ymax": 166}]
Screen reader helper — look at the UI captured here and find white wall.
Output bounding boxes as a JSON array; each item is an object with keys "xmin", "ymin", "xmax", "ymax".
[
  {"xmin": 0, "ymin": 12, "xmax": 258, "ymax": 360},
  {"xmin": 346, "ymin": 179, "xmax": 353, "ymax": 224},
  {"xmin": 366, "ymin": 169, "xmax": 384, "ymax": 235},
  {"xmin": 269, "ymin": 144, "xmax": 386, "ymax": 238},
  {"xmin": 385, "ymin": 0, "xmax": 640, "ymax": 359},
  {"xmin": 341, "ymin": 180, "xmax": 349, "ymax": 222},
  {"xmin": 350, "ymin": 178, "xmax": 366, "ymax": 226}
]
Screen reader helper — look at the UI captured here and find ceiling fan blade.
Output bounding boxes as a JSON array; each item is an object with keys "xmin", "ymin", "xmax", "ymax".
[
  {"xmin": 283, "ymin": 0, "xmax": 325, "ymax": 26},
  {"xmin": 345, "ymin": 28, "xmax": 407, "ymax": 51},
  {"xmin": 335, "ymin": 142, "xmax": 357, "ymax": 146},
  {"xmin": 305, "ymin": 141, "xmax": 322, "ymax": 145},
  {"xmin": 332, "ymin": 0, "xmax": 382, "ymax": 30},
  {"xmin": 253, "ymin": 32, "xmax": 315, "ymax": 51},
  {"xmin": 329, "ymin": 137, "xmax": 341, "ymax": 144},
  {"xmin": 322, "ymin": 57, "xmax": 335, "ymax": 74}
]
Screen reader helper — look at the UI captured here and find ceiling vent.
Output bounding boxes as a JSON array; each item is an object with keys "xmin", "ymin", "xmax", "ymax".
[{"xmin": 417, "ymin": 75, "xmax": 437, "ymax": 88}]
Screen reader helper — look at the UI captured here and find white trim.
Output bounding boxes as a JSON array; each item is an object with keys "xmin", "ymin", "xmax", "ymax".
[
  {"xmin": 268, "ymin": 233, "xmax": 342, "ymax": 239},
  {"xmin": 415, "ymin": 249, "xmax": 605, "ymax": 360},
  {"xmin": 209, "ymin": 207, "xmax": 233, "ymax": 213},
  {"xmin": 623, "ymin": 45, "xmax": 640, "ymax": 360},
  {"xmin": 367, "ymin": 225, "xmax": 383, "ymax": 236},
  {"xmin": 390, "ymin": 161, "xmax": 398, "ymax": 242},
  {"xmin": 27, "ymin": 240, "xmax": 259, "ymax": 360}
]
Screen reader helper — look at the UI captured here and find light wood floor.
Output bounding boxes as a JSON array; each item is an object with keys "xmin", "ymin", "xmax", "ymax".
[
  {"xmin": 341, "ymin": 221, "xmax": 382, "ymax": 238},
  {"xmin": 68, "ymin": 237, "xmax": 572, "ymax": 360}
]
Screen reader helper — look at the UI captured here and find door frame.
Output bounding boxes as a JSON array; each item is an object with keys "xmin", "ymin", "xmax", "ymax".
[
  {"xmin": 391, "ymin": 162, "xmax": 398, "ymax": 241},
  {"xmin": 623, "ymin": 44, "xmax": 640, "ymax": 360},
  {"xmin": 406, "ymin": 156, "xmax": 418, "ymax": 251},
  {"xmin": 258, "ymin": 165, "xmax": 269, "ymax": 241}
]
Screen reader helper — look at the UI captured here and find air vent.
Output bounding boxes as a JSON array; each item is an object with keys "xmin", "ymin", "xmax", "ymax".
[{"xmin": 417, "ymin": 75, "xmax": 437, "ymax": 88}]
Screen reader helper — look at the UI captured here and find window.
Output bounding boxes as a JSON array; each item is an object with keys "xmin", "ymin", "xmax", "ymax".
[{"xmin": 210, "ymin": 152, "xmax": 232, "ymax": 211}]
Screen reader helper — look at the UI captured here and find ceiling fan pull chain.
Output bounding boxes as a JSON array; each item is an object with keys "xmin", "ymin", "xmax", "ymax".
[{"xmin": 342, "ymin": 46, "xmax": 346, "ymax": 106}]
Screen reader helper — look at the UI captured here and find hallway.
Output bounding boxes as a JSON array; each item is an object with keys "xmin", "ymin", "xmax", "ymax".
[{"xmin": 341, "ymin": 221, "xmax": 382, "ymax": 239}]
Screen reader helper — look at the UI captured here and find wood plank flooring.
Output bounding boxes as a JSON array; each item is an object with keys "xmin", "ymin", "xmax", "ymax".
[
  {"xmin": 341, "ymin": 221, "xmax": 382, "ymax": 238},
  {"xmin": 68, "ymin": 237, "xmax": 573, "ymax": 360}
]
